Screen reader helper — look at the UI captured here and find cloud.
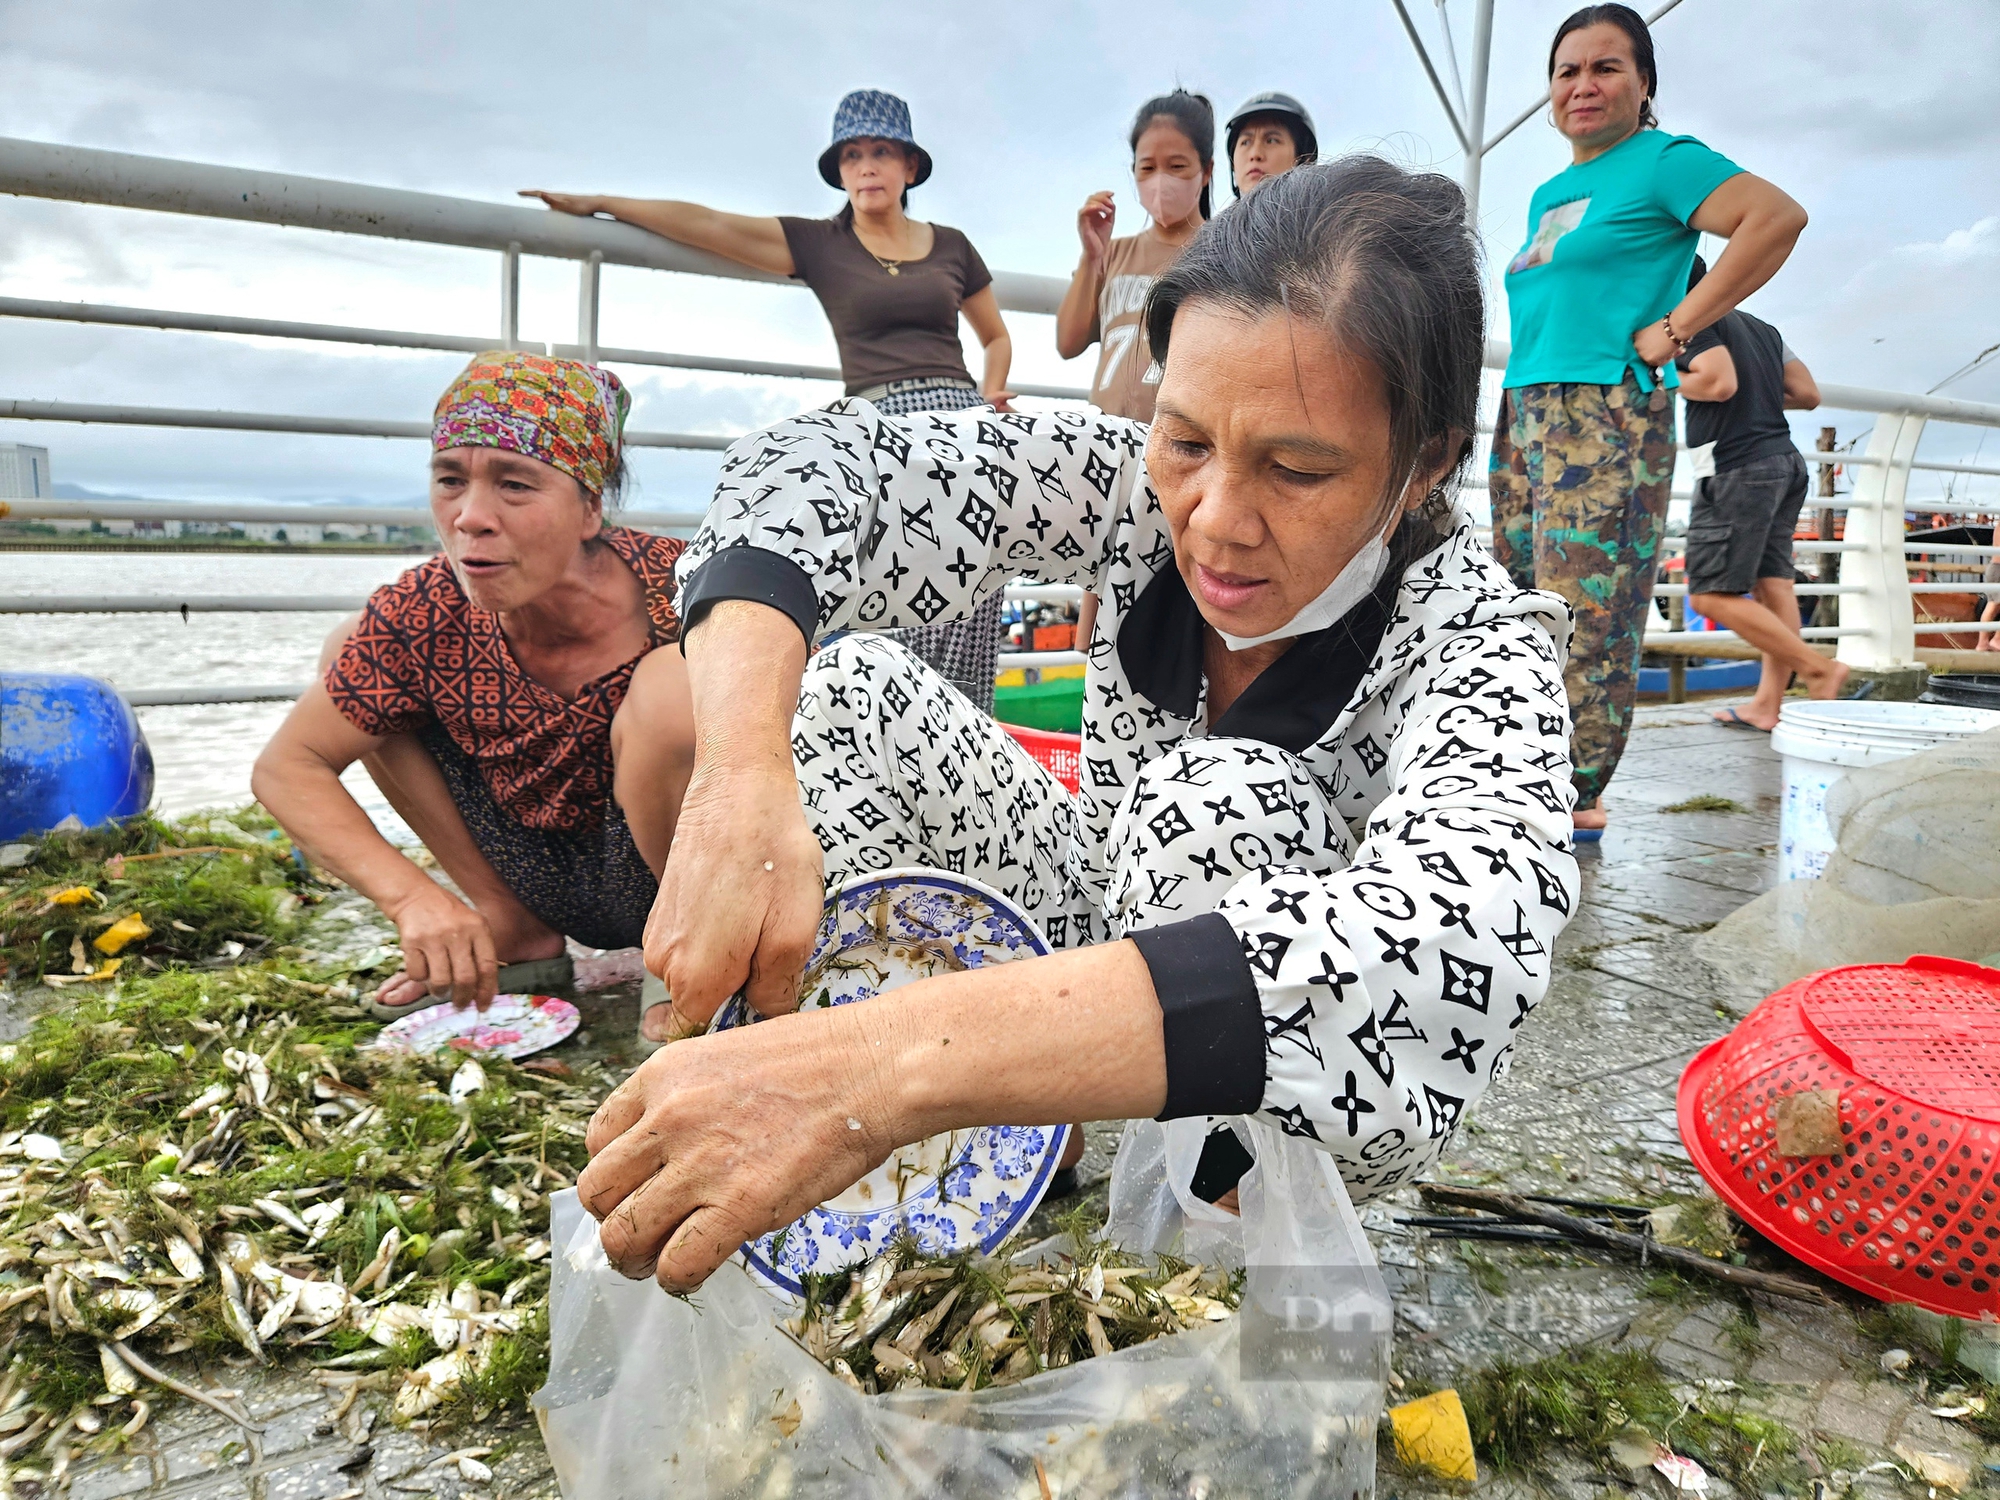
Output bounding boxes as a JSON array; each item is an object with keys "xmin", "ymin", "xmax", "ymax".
[{"xmin": 0, "ymin": 0, "xmax": 1995, "ymax": 509}]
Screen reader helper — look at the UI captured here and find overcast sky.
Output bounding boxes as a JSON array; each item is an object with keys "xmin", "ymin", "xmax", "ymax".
[{"xmin": 1, "ymin": 0, "xmax": 1996, "ymax": 515}]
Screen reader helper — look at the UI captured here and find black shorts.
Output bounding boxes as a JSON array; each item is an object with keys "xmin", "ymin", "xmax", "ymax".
[
  {"xmin": 418, "ymin": 722, "xmax": 656, "ymax": 952},
  {"xmin": 1684, "ymin": 451, "xmax": 1810, "ymax": 597}
]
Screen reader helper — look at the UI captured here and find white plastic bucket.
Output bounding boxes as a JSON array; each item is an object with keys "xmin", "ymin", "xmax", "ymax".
[{"xmin": 1771, "ymin": 699, "xmax": 2000, "ymax": 880}]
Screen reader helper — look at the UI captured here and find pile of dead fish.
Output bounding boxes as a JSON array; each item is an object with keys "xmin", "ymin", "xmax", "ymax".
[
  {"xmin": 0, "ymin": 964, "xmax": 607, "ymax": 1484},
  {"xmin": 788, "ymin": 1240, "xmax": 1242, "ymax": 1394}
]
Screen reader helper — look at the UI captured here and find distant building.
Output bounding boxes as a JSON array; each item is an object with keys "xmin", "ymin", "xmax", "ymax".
[
  {"xmin": 0, "ymin": 444, "xmax": 51, "ymax": 499},
  {"xmin": 242, "ymin": 522, "xmax": 325, "ymax": 544}
]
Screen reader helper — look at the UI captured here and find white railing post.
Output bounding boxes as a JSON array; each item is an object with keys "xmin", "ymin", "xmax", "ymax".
[
  {"xmin": 1836, "ymin": 412, "xmax": 1923, "ymax": 670},
  {"xmin": 577, "ymin": 250, "xmax": 602, "ymax": 365},
  {"xmin": 499, "ymin": 242, "xmax": 521, "ymax": 350},
  {"xmin": 1461, "ymin": 0, "xmax": 1495, "ymax": 228}
]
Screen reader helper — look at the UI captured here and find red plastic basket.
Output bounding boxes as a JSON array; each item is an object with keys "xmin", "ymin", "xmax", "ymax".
[
  {"xmin": 1678, "ymin": 956, "xmax": 2000, "ymax": 1317},
  {"xmin": 1002, "ymin": 724, "xmax": 1081, "ymax": 795}
]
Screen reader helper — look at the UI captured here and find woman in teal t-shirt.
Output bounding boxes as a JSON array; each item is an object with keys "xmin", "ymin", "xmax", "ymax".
[{"xmin": 1491, "ymin": 3, "xmax": 1806, "ymax": 838}]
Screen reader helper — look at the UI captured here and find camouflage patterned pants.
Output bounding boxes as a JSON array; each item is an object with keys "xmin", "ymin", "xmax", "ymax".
[{"xmin": 1488, "ymin": 376, "xmax": 1675, "ymax": 808}]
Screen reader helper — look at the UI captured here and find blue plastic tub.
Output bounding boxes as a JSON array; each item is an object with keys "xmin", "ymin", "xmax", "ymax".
[
  {"xmin": 0, "ymin": 674, "xmax": 155, "ymax": 840},
  {"xmin": 1638, "ymin": 659, "xmax": 1763, "ymax": 695}
]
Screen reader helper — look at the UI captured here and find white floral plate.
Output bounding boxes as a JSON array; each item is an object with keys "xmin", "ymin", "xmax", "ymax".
[
  {"xmin": 371, "ymin": 994, "xmax": 579, "ymax": 1061},
  {"xmin": 713, "ymin": 869, "xmax": 1069, "ymax": 1297}
]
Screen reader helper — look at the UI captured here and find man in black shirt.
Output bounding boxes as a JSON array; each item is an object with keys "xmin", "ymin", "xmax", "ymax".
[{"xmin": 1675, "ymin": 257, "xmax": 1841, "ymax": 730}]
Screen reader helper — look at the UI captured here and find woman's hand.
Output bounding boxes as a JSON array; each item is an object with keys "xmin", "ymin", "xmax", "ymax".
[
  {"xmin": 581, "ymin": 1003, "xmax": 901, "ymax": 1289},
  {"xmin": 1631, "ymin": 319, "xmax": 1680, "ymax": 372},
  {"xmin": 1077, "ymin": 190, "xmax": 1116, "ymax": 269},
  {"xmin": 519, "ymin": 189, "xmax": 604, "ymax": 217},
  {"xmin": 380, "ymin": 880, "xmax": 499, "ymax": 1009},
  {"xmin": 642, "ymin": 754, "xmax": 825, "ymax": 1029},
  {"xmin": 984, "ymin": 389, "xmax": 1018, "ymax": 413},
  {"xmin": 581, "ymin": 942, "xmax": 1168, "ymax": 1291}
]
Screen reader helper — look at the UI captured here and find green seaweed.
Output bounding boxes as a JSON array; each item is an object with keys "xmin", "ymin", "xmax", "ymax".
[{"xmin": 0, "ymin": 808, "xmax": 323, "ymax": 983}]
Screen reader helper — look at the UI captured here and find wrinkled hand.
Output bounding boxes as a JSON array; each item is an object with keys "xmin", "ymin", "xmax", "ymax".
[
  {"xmin": 382, "ymin": 881, "xmax": 497, "ymax": 1009},
  {"xmin": 581, "ymin": 1006, "xmax": 898, "ymax": 1289},
  {"xmin": 1632, "ymin": 319, "xmax": 1681, "ymax": 372},
  {"xmin": 641, "ymin": 760, "xmax": 825, "ymax": 1031},
  {"xmin": 518, "ymin": 189, "xmax": 602, "ymax": 217},
  {"xmin": 1077, "ymin": 191, "xmax": 1115, "ymax": 269}
]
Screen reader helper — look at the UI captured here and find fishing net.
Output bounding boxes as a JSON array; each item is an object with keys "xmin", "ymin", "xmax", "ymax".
[
  {"xmin": 1696, "ymin": 727, "xmax": 2000, "ymax": 994},
  {"xmin": 536, "ymin": 1117, "xmax": 1391, "ymax": 1499}
]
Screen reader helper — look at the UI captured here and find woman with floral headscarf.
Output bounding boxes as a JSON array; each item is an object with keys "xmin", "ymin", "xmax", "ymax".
[
  {"xmin": 254, "ymin": 351, "xmax": 693, "ymax": 1030},
  {"xmin": 523, "ymin": 88, "xmax": 1016, "ymax": 714}
]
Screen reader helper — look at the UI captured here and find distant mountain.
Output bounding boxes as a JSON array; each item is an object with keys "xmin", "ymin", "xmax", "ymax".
[{"xmin": 51, "ymin": 482, "xmax": 427, "ymax": 508}]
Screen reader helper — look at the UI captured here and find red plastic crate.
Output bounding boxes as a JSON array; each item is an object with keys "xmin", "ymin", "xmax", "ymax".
[{"xmin": 1002, "ymin": 723, "xmax": 1080, "ymax": 795}]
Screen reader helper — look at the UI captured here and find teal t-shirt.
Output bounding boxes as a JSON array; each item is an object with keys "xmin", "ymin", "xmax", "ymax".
[{"xmin": 1502, "ymin": 129, "xmax": 1742, "ymax": 393}]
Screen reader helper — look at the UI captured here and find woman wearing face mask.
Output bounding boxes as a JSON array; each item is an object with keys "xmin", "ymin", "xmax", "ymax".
[
  {"xmin": 1056, "ymin": 90, "xmax": 1215, "ymax": 425},
  {"xmin": 1225, "ymin": 91, "xmax": 1318, "ymax": 198},
  {"xmin": 1055, "ymin": 91, "xmax": 1215, "ymax": 651},
  {"xmin": 580, "ymin": 160, "xmax": 1583, "ymax": 1293},
  {"xmin": 1488, "ymin": 4, "xmax": 1805, "ymax": 838},
  {"xmin": 523, "ymin": 89, "xmax": 1015, "ymax": 718}
]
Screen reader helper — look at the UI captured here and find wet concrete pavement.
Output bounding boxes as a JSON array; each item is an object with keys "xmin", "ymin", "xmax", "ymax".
[
  {"xmin": 41, "ymin": 701, "xmax": 1999, "ymax": 1497},
  {"xmin": 1375, "ymin": 703, "xmax": 1998, "ymax": 1499}
]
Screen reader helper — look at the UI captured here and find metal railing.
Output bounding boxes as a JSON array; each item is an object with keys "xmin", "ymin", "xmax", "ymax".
[{"xmin": 4, "ymin": 136, "xmax": 2000, "ymax": 701}]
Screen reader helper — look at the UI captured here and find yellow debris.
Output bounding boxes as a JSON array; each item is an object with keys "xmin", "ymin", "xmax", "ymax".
[
  {"xmin": 1389, "ymin": 1388, "xmax": 1478, "ymax": 1483},
  {"xmin": 93, "ymin": 913, "xmax": 152, "ymax": 956},
  {"xmin": 48, "ymin": 887, "xmax": 100, "ymax": 907},
  {"xmin": 44, "ymin": 959, "xmax": 123, "ymax": 987}
]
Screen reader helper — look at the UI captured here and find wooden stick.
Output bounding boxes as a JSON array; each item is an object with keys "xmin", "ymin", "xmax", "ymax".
[
  {"xmin": 112, "ymin": 846, "xmax": 242, "ymax": 865},
  {"xmin": 1418, "ymin": 1184, "xmax": 1831, "ymax": 1304}
]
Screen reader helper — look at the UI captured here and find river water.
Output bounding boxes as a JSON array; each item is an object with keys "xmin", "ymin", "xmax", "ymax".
[{"xmin": 2, "ymin": 551, "xmax": 424, "ymax": 838}]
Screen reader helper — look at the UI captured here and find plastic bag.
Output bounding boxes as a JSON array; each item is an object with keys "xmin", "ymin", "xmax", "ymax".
[
  {"xmin": 536, "ymin": 1116, "xmax": 1390, "ymax": 1499},
  {"xmin": 1698, "ymin": 726, "xmax": 2000, "ymax": 993}
]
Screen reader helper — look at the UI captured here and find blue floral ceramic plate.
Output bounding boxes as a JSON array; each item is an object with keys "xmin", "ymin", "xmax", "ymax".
[{"xmin": 713, "ymin": 868, "xmax": 1069, "ymax": 1297}]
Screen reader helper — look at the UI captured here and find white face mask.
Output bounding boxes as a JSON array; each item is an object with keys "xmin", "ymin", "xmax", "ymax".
[
  {"xmin": 1213, "ymin": 527, "xmax": 1394, "ymax": 651},
  {"xmin": 1212, "ymin": 457, "xmax": 1423, "ymax": 652},
  {"xmin": 1137, "ymin": 170, "xmax": 1202, "ymax": 228}
]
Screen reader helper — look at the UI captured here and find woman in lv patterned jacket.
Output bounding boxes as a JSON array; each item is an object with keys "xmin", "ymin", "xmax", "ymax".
[{"xmin": 579, "ymin": 159, "xmax": 1584, "ymax": 1294}]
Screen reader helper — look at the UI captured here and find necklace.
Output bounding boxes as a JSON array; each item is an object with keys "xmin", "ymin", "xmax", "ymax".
[{"xmin": 855, "ymin": 219, "xmax": 919, "ymax": 276}]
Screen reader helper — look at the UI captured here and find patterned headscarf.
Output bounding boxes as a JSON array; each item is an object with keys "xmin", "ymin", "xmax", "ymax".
[{"xmin": 431, "ymin": 350, "xmax": 629, "ymax": 499}]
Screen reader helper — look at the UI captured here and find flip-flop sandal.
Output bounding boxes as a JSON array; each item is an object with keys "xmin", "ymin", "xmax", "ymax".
[
  {"xmin": 1712, "ymin": 707, "xmax": 1768, "ymax": 732},
  {"xmin": 365, "ymin": 952, "xmax": 574, "ymax": 1022}
]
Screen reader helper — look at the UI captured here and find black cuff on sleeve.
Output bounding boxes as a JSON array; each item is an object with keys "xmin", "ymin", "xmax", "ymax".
[
  {"xmin": 1128, "ymin": 913, "xmax": 1266, "ymax": 1120},
  {"xmin": 677, "ymin": 547, "xmax": 820, "ymax": 649}
]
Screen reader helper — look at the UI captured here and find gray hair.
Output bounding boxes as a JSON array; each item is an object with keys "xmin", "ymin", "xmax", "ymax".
[{"xmin": 1143, "ymin": 155, "xmax": 1485, "ymax": 530}]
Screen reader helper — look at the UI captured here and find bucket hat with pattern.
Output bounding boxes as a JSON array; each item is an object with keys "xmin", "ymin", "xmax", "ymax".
[{"xmin": 817, "ymin": 89, "xmax": 934, "ymax": 191}]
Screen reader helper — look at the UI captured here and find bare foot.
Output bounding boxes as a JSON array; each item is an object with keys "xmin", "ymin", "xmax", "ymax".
[
  {"xmin": 1573, "ymin": 803, "xmax": 1608, "ymax": 832},
  {"xmin": 1716, "ymin": 703, "xmax": 1781, "ymax": 731},
  {"xmin": 1059, "ymin": 1125, "xmax": 1086, "ymax": 1170},
  {"xmin": 1805, "ymin": 659, "xmax": 1852, "ymax": 701}
]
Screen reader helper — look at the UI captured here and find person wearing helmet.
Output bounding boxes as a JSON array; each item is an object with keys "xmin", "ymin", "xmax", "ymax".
[{"xmin": 1225, "ymin": 91, "xmax": 1319, "ymax": 197}]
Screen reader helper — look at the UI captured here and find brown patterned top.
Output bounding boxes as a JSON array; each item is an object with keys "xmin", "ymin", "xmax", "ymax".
[{"xmin": 325, "ymin": 527, "xmax": 686, "ymax": 830}]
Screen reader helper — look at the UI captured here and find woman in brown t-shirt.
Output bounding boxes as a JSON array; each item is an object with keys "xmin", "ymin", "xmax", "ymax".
[
  {"xmin": 1055, "ymin": 90, "xmax": 1215, "ymax": 645},
  {"xmin": 524, "ymin": 89, "xmax": 1014, "ymax": 710}
]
